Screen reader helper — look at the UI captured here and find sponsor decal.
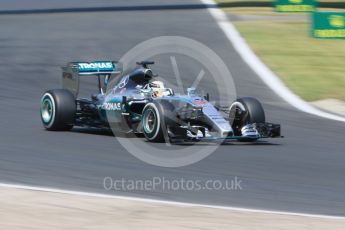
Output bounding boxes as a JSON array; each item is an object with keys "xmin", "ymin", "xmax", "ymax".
[
  {"xmin": 99, "ymin": 102, "xmax": 121, "ymax": 111},
  {"xmin": 78, "ymin": 62, "xmax": 113, "ymax": 72},
  {"xmin": 274, "ymin": 0, "xmax": 316, "ymax": 12},
  {"xmin": 192, "ymin": 98, "xmax": 207, "ymax": 105},
  {"xmin": 289, "ymin": 0, "xmax": 302, "ymax": 4},
  {"xmin": 312, "ymin": 12, "xmax": 345, "ymax": 39},
  {"xmin": 329, "ymin": 15, "xmax": 344, "ymax": 28}
]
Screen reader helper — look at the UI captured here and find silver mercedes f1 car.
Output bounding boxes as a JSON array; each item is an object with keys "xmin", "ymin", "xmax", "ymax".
[{"xmin": 40, "ymin": 61, "xmax": 281, "ymax": 142}]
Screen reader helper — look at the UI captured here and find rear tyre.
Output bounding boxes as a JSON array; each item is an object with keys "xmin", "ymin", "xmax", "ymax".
[
  {"xmin": 141, "ymin": 101, "xmax": 176, "ymax": 142},
  {"xmin": 229, "ymin": 97, "xmax": 265, "ymax": 140},
  {"xmin": 40, "ymin": 89, "xmax": 76, "ymax": 131}
]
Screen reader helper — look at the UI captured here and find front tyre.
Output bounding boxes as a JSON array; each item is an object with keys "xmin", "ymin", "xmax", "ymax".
[
  {"xmin": 229, "ymin": 97, "xmax": 265, "ymax": 141},
  {"xmin": 141, "ymin": 101, "xmax": 176, "ymax": 142},
  {"xmin": 40, "ymin": 89, "xmax": 76, "ymax": 131}
]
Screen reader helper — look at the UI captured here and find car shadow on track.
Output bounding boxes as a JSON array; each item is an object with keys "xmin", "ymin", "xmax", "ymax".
[
  {"xmin": 71, "ymin": 128, "xmax": 281, "ymax": 145},
  {"xmin": 71, "ymin": 127, "xmax": 145, "ymax": 139},
  {"xmin": 220, "ymin": 141, "xmax": 281, "ymax": 146},
  {"xmin": 71, "ymin": 127, "xmax": 114, "ymax": 136},
  {"xmin": 168, "ymin": 140, "xmax": 281, "ymax": 146}
]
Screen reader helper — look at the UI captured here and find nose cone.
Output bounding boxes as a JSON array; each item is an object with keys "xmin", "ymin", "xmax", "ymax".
[{"xmin": 202, "ymin": 103, "xmax": 233, "ymax": 137}]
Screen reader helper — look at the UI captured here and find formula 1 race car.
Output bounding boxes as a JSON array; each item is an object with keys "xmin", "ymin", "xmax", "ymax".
[{"xmin": 40, "ymin": 61, "xmax": 281, "ymax": 142}]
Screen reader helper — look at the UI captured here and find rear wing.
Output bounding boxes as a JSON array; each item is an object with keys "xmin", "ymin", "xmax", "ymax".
[{"xmin": 62, "ymin": 61, "xmax": 122, "ymax": 97}]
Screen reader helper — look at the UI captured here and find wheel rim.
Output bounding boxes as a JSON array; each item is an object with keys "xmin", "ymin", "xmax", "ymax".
[
  {"xmin": 41, "ymin": 98, "xmax": 53, "ymax": 123},
  {"xmin": 143, "ymin": 109, "xmax": 156, "ymax": 134}
]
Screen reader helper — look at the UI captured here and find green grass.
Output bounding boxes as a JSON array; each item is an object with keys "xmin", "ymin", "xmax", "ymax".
[
  {"xmin": 233, "ymin": 21, "xmax": 345, "ymax": 101},
  {"xmin": 214, "ymin": 0, "xmax": 345, "ymax": 101}
]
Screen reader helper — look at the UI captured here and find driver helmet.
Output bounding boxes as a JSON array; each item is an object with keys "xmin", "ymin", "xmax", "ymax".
[{"xmin": 150, "ymin": 80, "xmax": 165, "ymax": 97}]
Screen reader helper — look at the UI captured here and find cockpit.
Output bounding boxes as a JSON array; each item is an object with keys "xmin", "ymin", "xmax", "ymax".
[{"xmin": 143, "ymin": 80, "xmax": 174, "ymax": 98}]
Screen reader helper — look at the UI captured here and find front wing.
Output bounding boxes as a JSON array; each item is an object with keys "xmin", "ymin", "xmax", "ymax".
[{"xmin": 170, "ymin": 123, "xmax": 282, "ymax": 142}]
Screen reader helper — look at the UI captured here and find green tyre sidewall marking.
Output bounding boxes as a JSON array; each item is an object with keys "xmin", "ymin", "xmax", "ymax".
[
  {"xmin": 40, "ymin": 94, "xmax": 55, "ymax": 127},
  {"xmin": 142, "ymin": 106, "xmax": 160, "ymax": 140},
  {"xmin": 41, "ymin": 98, "xmax": 52, "ymax": 124}
]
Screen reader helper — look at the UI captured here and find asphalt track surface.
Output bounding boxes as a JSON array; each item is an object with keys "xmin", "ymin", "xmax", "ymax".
[{"xmin": 1, "ymin": 0, "xmax": 345, "ymax": 216}]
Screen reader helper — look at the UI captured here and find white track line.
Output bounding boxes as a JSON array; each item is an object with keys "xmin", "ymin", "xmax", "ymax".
[
  {"xmin": 1, "ymin": 182, "xmax": 345, "ymax": 220},
  {"xmin": 201, "ymin": 0, "xmax": 345, "ymax": 122}
]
